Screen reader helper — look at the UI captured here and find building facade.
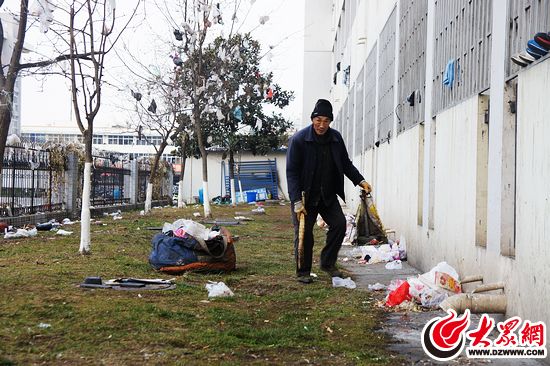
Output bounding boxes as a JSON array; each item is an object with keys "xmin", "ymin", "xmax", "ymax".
[{"xmin": 305, "ymin": 0, "xmax": 550, "ymax": 327}]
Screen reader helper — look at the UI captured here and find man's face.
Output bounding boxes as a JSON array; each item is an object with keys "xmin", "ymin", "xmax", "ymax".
[{"xmin": 312, "ymin": 116, "xmax": 331, "ymax": 135}]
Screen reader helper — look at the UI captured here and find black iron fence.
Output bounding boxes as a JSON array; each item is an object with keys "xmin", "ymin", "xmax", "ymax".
[
  {"xmin": 1, "ymin": 144, "xmax": 63, "ymax": 216},
  {"xmin": 90, "ymin": 156, "xmax": 131, "ymax": 207}
]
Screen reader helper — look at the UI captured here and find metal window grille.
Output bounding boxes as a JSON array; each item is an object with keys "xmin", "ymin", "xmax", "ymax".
[
  {"xmin": 432, "ymin": 0, "xmax": 493, "ymax": 115},
  {"xmin": 397, "ymin": 0, "xmax": 428, "ymax": 134},
  {"xmin": 354, "ymin": 64, "xmax": 365, "ymax": 156},
  {"xmin": 364, "ymin": 43, "xmax": 378, "ymax": 151},
  {"xmin": 377, "ymin": 7, "xmax": 397, "ymax": 144}
]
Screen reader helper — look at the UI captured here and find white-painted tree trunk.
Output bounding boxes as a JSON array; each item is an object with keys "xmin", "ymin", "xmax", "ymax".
[
  {"xmin": 79, "ymin": 162, "xmax": 92, "ymax": 254},
  {"xmin": 238, "ymin": 178, "xmax": 244, "ymax": 204},
  {"xmin": 202, "ymin": 180, "xmax": 211, "ymax": 217},
  {"xmin": 144, "ymin": 182, "xmax": 153, "ymax": 214},
  {"xmin": 178, "ymin": 179, "xmax": 186, "ymax": 208},
  {"xmin": 230, "ymin": 178, "xmax": 237, "ymax": 206}
]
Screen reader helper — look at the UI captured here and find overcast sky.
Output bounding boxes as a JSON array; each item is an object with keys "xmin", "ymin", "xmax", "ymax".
[{"xmin": 15, "ymin": 0, "xmax": 305, "ymax": 131}]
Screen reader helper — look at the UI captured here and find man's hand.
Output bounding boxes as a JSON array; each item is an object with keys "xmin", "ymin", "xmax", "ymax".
[
  {"xmin": 293, "ymin": 201, "xmax": 307, "ymax": 216},
  {"xmin": 359, "ymin": 180, "xmax": 372, "ymax": 193}
]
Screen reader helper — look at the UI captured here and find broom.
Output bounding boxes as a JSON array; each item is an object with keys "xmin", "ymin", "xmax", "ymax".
[{"xmin": 297, "ymin": 191, "xmax": 306, "ymax": 272}]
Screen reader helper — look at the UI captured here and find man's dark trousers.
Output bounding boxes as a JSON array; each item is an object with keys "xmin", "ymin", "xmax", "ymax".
[{"xmin": 291, "ymin": 197, "xmax": 346, "ymax": 276}]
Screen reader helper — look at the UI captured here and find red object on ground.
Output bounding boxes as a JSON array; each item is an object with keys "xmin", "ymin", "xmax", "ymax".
[{"xmin": 385, "ymin": 281, "xmax": 411, "ymax": 307}]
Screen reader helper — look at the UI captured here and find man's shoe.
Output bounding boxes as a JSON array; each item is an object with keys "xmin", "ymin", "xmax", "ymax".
[
  {"xmin": 320, "ymin": 266, "xmax": 343, "ymax": 278},
  {"xmin": 297, "ymin": 275, "xmax": 313, "ymax": 284}
]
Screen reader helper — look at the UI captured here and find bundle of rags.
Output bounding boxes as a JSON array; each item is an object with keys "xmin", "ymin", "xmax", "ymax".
[{"xmin": 149, "ymin": 226, "xmax": 236, "ymax": 274}]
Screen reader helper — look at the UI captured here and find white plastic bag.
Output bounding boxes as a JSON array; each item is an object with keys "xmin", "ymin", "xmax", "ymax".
[
  {"xmin": 56, "ymin": 229, "xmax": 73, "ymax": 236},
  {"xmin": 4, "ymin": 228, "xmax": 38, "ymax": 239},
  {"xmin": 165, "ymin": 219, "xmax": 210, "ymax": 241},
  {"xmin": 205, "ymin": 281, "xmax": 234, "ymax": 298},
  {"xmin": 419, "ymin": 261, "xmax": 460, "ymax": 292},
  {"xmin": 368, "ymin": 283, "xmax": 387, "ymax": 291},
  {"xmin": 332, "ymin": 277, "xmax": 357, "ymax": 289},
  {"xmin": 385, "ymin": 260, "xmax": 402, "ymax": 270}
]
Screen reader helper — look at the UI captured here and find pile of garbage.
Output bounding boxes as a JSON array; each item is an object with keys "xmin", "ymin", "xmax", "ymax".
[
  {"xmin": 149, "ymin": 219, "xmax": 236, "ymax": 274},
  {"xmin": 377, "ymin": 261, "xmax": 461, "ymax": 309},
  {"xmin": 349, "ymin": 235, "xmax": 407, "ymax": 266},
  {"xmin": 2, "ymin": 217, "xmax": 84, "ymax": 239}
]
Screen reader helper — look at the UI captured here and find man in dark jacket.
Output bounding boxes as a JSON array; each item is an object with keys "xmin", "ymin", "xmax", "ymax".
[{"xmin": 286, "ymin": 99, "xmax": 372, "ymax": 283}]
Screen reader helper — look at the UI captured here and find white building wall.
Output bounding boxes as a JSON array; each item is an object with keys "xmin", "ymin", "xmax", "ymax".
[
  {"xmin": 302, "ymin": 0, "xmax": 333, "ymax": 128},
  {"xmin": 514, "ymin": 60, "xmax": 550, "ymax": 324},
  {"xmin": 304, "ymin": 0, "xmax": 550, "ymax": 327}
]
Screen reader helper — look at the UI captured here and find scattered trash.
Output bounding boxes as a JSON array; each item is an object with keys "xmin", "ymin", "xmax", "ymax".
[
  {"xmin": 332, "ymin": 277, "xmax": 356, "ymax": 289},
  {"xmin": 56, "ymin": 229, "xmax": 73, "ymax": 236},
  {"xmin": 112, "ymin": 215, "xmax": 122, "ymax": 220},
  {"xmin": 385, "ymin": 281, "xmax": 411, "ymax": 307},
  {"xmin": 398, "ymin": 235, "xmax": 407, "ymax": 260},
  {"xmin": 205, "ymin": 281, "xmax": 234, "ymax": 298},
  {"xmin": 419, "ymin": 261, "xmax": 460, "ymax": 293},
  {"xmin": 193, "ymin": 212, "xmax": 201, "ymax": 218},
  {"xmin": 368, "ymin": 283, "xmax": 387, "ymax": 291},
  {"xmin": 234, "ymin": 216, "xmax": 253, "ymax": 221},
  {"xmin": 385, "ymin": 260, "xmax": 402, "ymax": 270},
  {"xmin": 36, "ymin": 223, "xmax": 53, "ymax": 231},
  {"xmin": 251, "ymin": 207, "xmax": 265, "ymax": 214},
  {"xmin": 62, "ymin": 218, "xmax": 75, "ymax": 225},
  {"xmin": 4, "ymin": 228, "xmax": 38, "ymax": 239},
  {"xmin": 79, "ymin": 277, "xmax": 175, "ymax": 291},
  {"xmin": 151, "ymin": 220, "xmax": 236, "ymax": 274},
  {"xmin": 140, "ymin": 210, "xmax": 145, "ymax": 216},
  {"xmin": 37, "ymin": 323, "xmax": 51, "ymax": 329},
  {"xmin": 342, "ymin": 214, "xmax": 356, "ymax": 245},
  {"xmin": 316, "ymin": 215, "xmax": 327, "ymax": 229},
  {"xmin": 310, "ymin": 273, "xmax": 318, "ymax": 278}
]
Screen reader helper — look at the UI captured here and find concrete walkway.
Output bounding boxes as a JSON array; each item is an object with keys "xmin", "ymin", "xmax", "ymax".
[{"xmin": 338, "ymin": 246, "xmax": 546, "ymax": 366}]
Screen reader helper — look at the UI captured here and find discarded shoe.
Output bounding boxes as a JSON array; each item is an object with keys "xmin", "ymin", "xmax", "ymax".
[
  {"xmin": 527, "ymin": 39, "xmax": 549, "ymax": 56},
  {"xmin": 297, "ymin": 275, "xmax": 313, "ymax": 284},
  {"xmin": 511, "ymin": 54, "xmax": 529, "ymax": 67},
  {"xmin": 320, "ymin": 266, "xmax": 344, "ymax": 278},
  {"xmin": 518, "ymin": 52, "xmax": 536, "ymax": 64},
  {"xmin": 534, "ymin": 32, "xmax": 550, "ymax": 50},
  {"xmin": 526, "ymin": 47, "xmax": 543, "ymax": 60}
]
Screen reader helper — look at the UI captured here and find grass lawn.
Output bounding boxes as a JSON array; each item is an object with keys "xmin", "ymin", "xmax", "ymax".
[{"xmin": 0, "ymin": 204, "xmax": 395, "ymax": 365}]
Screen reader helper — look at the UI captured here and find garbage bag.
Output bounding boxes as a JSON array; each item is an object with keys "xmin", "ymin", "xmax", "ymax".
[
  {"xmin": 386, "ymin": 281, "xmax": 411, "ymax": 307},
  {"xmin": 355, "ymin": 190, "xmax": 388, "ymax": 245}
]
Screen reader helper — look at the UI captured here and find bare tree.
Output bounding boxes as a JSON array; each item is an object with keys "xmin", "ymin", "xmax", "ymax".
[
  {"xmin": 64, "ymin": 0, "xmax": 139, "ymax": 254},
  {"xmin": 128, "ymin": 73, "xmax": 186, "ymax": 214}
]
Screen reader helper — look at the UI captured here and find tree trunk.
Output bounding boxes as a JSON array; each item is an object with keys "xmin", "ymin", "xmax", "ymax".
[
  {"xmin": 194, "ymin": 109, "xmax": 211, "ymax": 218},
  {"xmin": 229, "ymin": 149, "xmax": 237, "ymax": 206},
  {"xmin": 79, "ymin": 131, "xmax": 93, "ymax": 254}
]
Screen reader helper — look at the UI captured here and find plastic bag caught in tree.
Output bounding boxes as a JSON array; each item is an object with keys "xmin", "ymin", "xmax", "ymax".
[{"xmin": 148, "ymin": 99, "xmax": 157, "ymax": 114}]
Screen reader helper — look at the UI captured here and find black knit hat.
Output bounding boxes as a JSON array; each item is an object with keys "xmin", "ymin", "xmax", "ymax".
[{"xmin": 310, "ymin": 99, "xmax": 333, "ymax": 121}]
